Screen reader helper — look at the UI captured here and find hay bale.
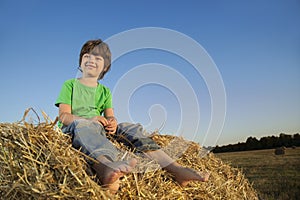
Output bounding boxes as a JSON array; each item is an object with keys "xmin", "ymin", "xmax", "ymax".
[
  {"xmin": 0, "ymin": 120, "xmax": 259, "ymax": 200},
  {"xmin": 274, "ymin": 146, "xmax": 286, "ymax": 155}
]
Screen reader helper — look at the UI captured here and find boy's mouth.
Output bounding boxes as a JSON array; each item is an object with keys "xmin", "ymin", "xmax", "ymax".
[{"xmin": 85, "ymin": 65, "xmax": 96, "ymax": 69}]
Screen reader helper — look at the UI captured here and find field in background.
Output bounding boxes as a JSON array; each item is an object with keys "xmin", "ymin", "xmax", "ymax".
[{"xmin": 215, "ymin": 148, "xmax": 300, "ymax": 200}]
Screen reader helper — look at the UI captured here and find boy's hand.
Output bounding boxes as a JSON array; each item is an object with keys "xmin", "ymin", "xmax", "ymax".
[
  {"xmin": 105, "ymin": 117, "xmax": 117, "ymax": 134},
  {"xmin": 90, "ymin": 116, "xmax": 117, "ymax": 134},
  {"xmin": 90, "ymin": 116, "xmax": 109, "ymax": 126}
]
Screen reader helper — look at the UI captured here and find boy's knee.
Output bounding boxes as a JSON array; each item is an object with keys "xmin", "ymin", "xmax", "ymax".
[{"xmin": 117, "ymin": 122, "xmax": 144, "ymax": 133}]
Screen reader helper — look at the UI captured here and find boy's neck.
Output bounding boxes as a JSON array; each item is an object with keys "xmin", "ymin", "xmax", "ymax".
[{"xmin": 78, "ymin": 77, "xmax": 99, "ymax": 87}]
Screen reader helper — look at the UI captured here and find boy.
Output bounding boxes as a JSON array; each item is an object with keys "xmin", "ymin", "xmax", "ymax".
[{"xmin": 55, "ymin": 39, "xmax": 209, "ymax": 194}]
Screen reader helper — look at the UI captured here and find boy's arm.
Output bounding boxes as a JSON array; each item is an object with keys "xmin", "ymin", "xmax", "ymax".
[
  {"xmin": 58, "ymin": 104, "xmax": 83, "ymax": 126},
  {"xmin": 104, "ymin": 108, "xmax": 118, "ymax": 134},
  {"xmin": 104, "ymin": 108, "xmax": 115, "ymax": 119},
  {"xmin": 58, "ymin": 103, "xmax": 112, "ymax": 127}
]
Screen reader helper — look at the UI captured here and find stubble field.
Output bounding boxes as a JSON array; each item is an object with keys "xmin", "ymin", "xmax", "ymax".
[{"xmin": 215, "ymin": 148, "xmax": 300, "ymax": 200}]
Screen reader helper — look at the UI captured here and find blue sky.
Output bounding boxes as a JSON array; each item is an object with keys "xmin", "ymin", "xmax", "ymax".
[{"xmin": 0, "ymin": 0, "xmax": 299, "ymax": 146}]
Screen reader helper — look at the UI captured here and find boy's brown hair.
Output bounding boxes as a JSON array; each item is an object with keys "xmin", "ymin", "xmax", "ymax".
[{"xmin": 79, "ymin": 39, "xmax": 111, "ymax": 80}]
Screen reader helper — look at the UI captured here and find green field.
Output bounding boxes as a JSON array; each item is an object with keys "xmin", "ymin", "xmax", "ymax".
[{"xmin": 215, "ymin": 148, "xmax": 300, "ymax": 200}]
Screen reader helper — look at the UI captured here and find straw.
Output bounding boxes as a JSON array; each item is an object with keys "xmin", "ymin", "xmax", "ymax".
[{"xmin": 0, "ymin": 110, "xmax": 258, "ymax": 200}]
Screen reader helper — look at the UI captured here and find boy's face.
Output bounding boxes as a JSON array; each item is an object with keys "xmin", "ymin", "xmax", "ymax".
[{"xmin": 80, "ymin": 53, "xmax": 105, "ymax": 79}]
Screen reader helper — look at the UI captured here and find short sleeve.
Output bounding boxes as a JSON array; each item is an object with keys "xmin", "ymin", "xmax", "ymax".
[{"xmin": 55, "ymin": 79, "xmax": 74, "ymax": 107}]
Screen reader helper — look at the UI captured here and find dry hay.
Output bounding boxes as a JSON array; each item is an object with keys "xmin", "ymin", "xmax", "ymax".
[
  {"xmin": 0, "ymin": 119, "xmax": 258, "ymax": 199},
  {"xmin": 274, "ymin": 146, "xmax": 286, "ymax": 155}
]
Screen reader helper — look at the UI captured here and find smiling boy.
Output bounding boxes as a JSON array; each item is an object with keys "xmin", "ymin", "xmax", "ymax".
[{"xmin": 55, "ymin": 39, "xmax": 209, "ymax": 194}]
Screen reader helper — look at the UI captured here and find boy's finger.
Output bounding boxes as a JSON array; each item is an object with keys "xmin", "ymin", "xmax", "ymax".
[
  {"xmin": 105, "ymin": 126, "xmax": 114, "ymax": 131},
  {"xmin": 99, "ymin": 118, "xmax": 108, "ymax": 126}
]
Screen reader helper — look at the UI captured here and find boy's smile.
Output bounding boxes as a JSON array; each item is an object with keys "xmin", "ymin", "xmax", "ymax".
[
  {"xmin": 81, "ymin": 53, "xmax": 105, "ymax": 79},
  {"xmin": 85, "ymin": 64, "xmax": 96, "ymax": 69}
]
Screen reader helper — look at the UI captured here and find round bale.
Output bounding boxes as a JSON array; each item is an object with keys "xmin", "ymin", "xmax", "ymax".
[{"xmin": 274, "ymin": 146, "xmax": 286, "ymax": 155}]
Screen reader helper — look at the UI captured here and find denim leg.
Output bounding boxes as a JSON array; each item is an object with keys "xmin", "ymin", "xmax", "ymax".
[
  {"xmin": 62, "ymin": 119, "xmax": 120, "ymax": 161},
  {"xmin": 115, "ymin": 122, "xmax": 160, "ymax": 152}
]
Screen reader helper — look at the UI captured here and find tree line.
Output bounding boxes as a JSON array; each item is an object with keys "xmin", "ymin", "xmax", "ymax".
[{"xmin": 212, "ymin": 133, "xmax": 300, "ymax": 153}]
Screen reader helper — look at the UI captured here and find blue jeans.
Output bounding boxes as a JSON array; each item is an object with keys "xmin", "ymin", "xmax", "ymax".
[{"xmin": 61, "ymin": 119, "xmax": 160, "ymax": 162}]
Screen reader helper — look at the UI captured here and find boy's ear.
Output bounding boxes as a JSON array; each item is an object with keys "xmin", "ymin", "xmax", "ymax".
[{"xmin": 104, "ymin": 66, "xmax": 109, "ymax": 72}]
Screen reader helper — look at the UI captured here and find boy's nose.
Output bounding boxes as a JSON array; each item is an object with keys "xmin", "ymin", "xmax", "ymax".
[{"xmin": 87, "ymin": 55, "xmax": 95, "ymax": 63}]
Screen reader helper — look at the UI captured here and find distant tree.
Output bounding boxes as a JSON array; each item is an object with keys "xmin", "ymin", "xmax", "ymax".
[
  {"xmin": 293, "ymin": 133, "xmax": 300, "ymax": 146},
  {"xmin": 213, "ymin": 145, "xmax": 220, "ymax": 153},
  {"xmin": 279, "ymin": 133, "xmax": 292, "ymax": 147},
  {"xmin": 213, "ymin": 133, "xmax": 299, "ymax": 153},
  {"xmin": 271, "ymin": 135, "xmax": 280, "ymax": 147},
  {"xmin": 260, "ymin": 137, "xmax": 274, "ymax": 149},
  {"xmin": 236, "ymin": 142, "xmax": 246, "ymax": 151},
  {"xmin": 246, "ymin": 136, "xmax": 259, "ymax": 150}
]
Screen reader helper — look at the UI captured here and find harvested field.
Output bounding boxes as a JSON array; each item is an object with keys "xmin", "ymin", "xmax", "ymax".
[
  {"xmin": 0, "ymin": 114, "xmax": 258, "ymax": 199},
  {"xmin": 215, "ymin": 148, "xmax": 300, "ymax": 200}
]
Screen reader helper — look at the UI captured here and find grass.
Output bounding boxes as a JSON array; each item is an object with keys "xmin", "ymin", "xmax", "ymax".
[{"xmin": 215, "ymin": 148, "xmax": 300, "ymax": 200}]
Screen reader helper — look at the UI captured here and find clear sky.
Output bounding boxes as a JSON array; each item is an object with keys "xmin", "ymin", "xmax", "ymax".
[{"xmin": 0, "ymin": 0, "xmax": 299, "ymax": 146}]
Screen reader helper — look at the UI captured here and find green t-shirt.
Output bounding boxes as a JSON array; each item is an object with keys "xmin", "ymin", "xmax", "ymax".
[{"xmin": 55, "ymin": 79, "xmax": 113, "ymax": 127}]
